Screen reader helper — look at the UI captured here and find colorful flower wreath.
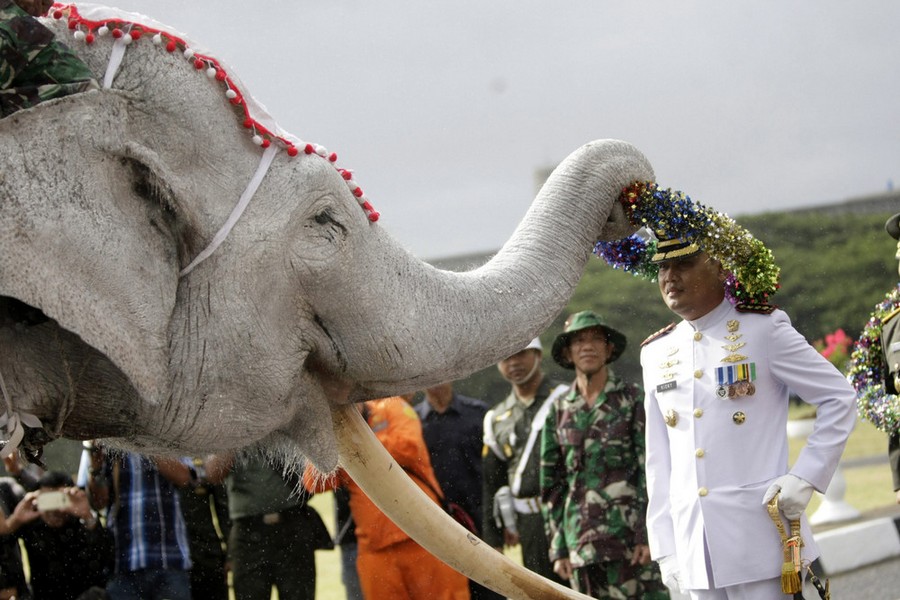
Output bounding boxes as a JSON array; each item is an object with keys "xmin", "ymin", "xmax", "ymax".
[
  {"xmin": 594, "ymin": 181, "xmax": 781, "ymax": 306},
  {"xmin": 849, "ymin": 283, "xmax": 900, "ymax": 434}
]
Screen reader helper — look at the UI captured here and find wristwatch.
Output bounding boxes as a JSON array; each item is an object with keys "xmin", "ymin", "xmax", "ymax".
[{"xmin": 80, "ymin": 513, "xmax": 99, "ymax": 529}]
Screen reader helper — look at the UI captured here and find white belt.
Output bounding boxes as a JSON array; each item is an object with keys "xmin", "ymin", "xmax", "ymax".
[{"xmin": 513, "ymin": 496, "xmax": 541, "ymax": 515}]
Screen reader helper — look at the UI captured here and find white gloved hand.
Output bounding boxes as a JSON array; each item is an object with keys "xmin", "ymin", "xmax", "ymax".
[
  {"xmin": 762, "ymin": 474, "xmax": 815, "ymax": 520},
  {"xmin": 657, "ymin": 554, "xmax": 683, "ymax": 593}
]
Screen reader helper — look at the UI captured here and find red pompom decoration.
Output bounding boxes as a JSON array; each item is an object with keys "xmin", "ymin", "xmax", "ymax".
[
  {"xmin": 242, "ymin": 118, "xmax": 253, "ymax": 129},
  {"xmin": 215, "ymin": 70, "xmax": 226, "ymax": 81},
  {"xmin": 166, "ymin": 40, "xmax": 177, "ymax": 52},
  {"xmin": 85, "ymin": 33, "xmax": 95, "ymax": 44},
  {"xmin": 287, "ymin": 146, "xmax": 299, "ymax": 157},
  {"xmin": 328, "ymin": 153, "xmax": 338, "ymax": 162},
  {"xmin": 193, "ymin": 59, "xmax": 204, "ymax": 70},
  {"xmin": 111, "ymin": 28, "xmax": 123, "ymax": 39},
  {"xmin": 304, "ymin": 144, "xmax": 315, "ymax": 155},
  {"xmin": 52, "ymin": 10, "xmax": 62, "ymax": 19},
  {"xmin": 68, "ymin": 20, "xmax": 76, "ymax": 29},
  {"xmin": 261, "ymin": 139, "xmax": 271, "ymax": 148},
  {"xmin": 340, "ymin": 170, "xmax": 352, "ymax": 181},
  {"xmin": 130, "ymin": 29, "xmax": 142, "ymax": 41},
  {"xmin": 352, "ymin": 188, "xmax": 363, "ymax": 198}
]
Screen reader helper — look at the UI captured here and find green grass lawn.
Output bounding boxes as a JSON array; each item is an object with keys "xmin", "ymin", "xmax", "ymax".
[
  {"xmin": 309, "ymin": 492, "xmax": 342, "ymax": 600},
  {"xmin": 789, "ymin": 416, "xmax": 895, "ymax": 515}
]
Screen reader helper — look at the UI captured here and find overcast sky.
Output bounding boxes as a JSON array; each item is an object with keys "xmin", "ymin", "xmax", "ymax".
[{"xmin": 93, "ymin": 1, "xmax": 899, "ymax": 259}]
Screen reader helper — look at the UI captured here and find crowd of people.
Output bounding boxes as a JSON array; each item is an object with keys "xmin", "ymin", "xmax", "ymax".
[{"xmin": 0, "ymin": 444, "xmax": 335, "ymax": 600}]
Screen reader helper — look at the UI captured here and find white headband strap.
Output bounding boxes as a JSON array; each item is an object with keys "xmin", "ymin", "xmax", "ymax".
[
  {"xmin": 102, "ymin": 27, "xmax": 130, "ymax": 89},
  {"xmin": 180, "ymin": 145, "xmax": 279, "ymax": 277}
]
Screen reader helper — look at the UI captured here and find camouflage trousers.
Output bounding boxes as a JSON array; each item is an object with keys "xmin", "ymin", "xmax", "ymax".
[
  {"xmin": 572, "ymin": 559, "xmax": 670, "ymax": 600},
  {"xmin": 0, "ymin": 0, "xmax": 97, "ymax": 117}
]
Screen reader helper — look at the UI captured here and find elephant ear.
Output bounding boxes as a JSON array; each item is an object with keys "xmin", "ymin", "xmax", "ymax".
[{"xmin": 0, "ymin": 91, "xmax": 181, "ymax": 403}]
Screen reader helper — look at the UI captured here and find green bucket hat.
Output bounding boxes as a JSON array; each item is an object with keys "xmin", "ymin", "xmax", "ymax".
[
  {"xmin": 886, "ymin": 213, "xmax": 900, "ymax": 241},
  {"xmin": 551, "ymin": 310, "xmax": 627, "ymax": 369}
]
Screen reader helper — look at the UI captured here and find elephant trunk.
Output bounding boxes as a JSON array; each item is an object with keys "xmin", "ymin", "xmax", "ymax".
[
  {"xmin": 348, "ymin": 139, "xmax": 653, "ymax": 396},
  {"xmin": 333, "ymin": 404, "xmax": 593, "ymax": 600}
]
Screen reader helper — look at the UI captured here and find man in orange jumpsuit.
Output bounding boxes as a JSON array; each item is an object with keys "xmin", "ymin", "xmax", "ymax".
[{"xmin": 305, "ymin": 397, "xmax": 470, "ymax": 600}]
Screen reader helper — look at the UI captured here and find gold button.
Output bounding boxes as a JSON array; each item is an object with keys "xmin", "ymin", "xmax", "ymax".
[
  {"xmin": 693, "ymin": 332, "xmax": 703, "ymax": 341},
  {"xmin": 695, "ymin": 448, "xmax": 705, "ymax": 458},
  {"xmin": 698, "ymin": 487, "xmax": 708, "ymax": 497},
  {"xmin": 694, "ymin": 370, "xmax": 703, "ymax": 379},
  {"xmin": 694, "ymin": 408, "xmax": 703, "ymax": 418},
  {"xmin": 732, "ymin": 411, "xmax": 746, "ymax": 425}
]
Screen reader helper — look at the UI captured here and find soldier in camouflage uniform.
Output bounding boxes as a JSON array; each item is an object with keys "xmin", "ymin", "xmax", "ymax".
[
  {"xmin": 540, "ymin": 310, "xmax": 667, "ymax": 599},
  {"xmin": 1, "ymin": 0, "xmax": 97, "ymax": 117},
  {"xmin": 482, "ymin": 337, "xmax": 569, "ymax": 587}
]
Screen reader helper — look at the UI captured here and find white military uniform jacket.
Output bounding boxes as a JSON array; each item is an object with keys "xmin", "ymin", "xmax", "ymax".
[{"xmin": 641, "ymin": 299, "xmax": 856, "ymax": 589}]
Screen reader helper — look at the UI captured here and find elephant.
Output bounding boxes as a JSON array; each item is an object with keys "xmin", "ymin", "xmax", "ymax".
[{"xmin": 0, "ymin": 5, "xmax": 655, "ymax": 598}]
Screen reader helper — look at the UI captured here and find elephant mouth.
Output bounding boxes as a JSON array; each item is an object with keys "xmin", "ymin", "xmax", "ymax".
[
  {"xmin": 0, "ymin": 297, "xmax": 143, "ymax": 453},
  {"xmin": 0, "ymin": 296, "xmax": 50, "ymax": 327}
]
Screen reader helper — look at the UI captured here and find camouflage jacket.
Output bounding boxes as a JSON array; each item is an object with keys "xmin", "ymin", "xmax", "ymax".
[
  {"xmin": 540, "ymin": 370, "xmax": 649, "ymax": 567},
  {"xmin": 481, "ymin": 378, "xmax": 567, "ymax": 547},
  {"xmin": 0, "ymin": 0, "xmax": 96, "ymax": 117}
]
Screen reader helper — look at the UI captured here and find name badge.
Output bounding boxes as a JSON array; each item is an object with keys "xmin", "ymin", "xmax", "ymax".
[{"xmin": 657, "ymin": 381, "xmax": 677, "ymax": 393}]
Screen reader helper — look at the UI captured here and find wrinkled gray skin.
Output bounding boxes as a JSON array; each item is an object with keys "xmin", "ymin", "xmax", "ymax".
[{"xmin": 0, "ymin": 12, "xmax": 653, "ymax": 599}]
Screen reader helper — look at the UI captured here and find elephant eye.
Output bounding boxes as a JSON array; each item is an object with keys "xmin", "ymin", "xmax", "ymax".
[
  {"xmin": 313, "ymin": 209, "xmax": 347, "ymax": 234},
  {"xmin": 126, "ymin": 158, "xmax": 177, "ymax": 216}
]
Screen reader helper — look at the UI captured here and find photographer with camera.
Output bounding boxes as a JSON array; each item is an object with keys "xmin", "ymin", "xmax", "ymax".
[
  {"xmin": 0, "ymin": 460, "xmax": 29, "ymax": 600},
  {"xmin": 2, "ymin": 471, "xmax": 113, "ymax": 599}
]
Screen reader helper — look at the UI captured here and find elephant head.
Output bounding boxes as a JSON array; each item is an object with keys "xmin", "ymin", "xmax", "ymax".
[{"xmin": 0, "ymin": 5, "xmax": 653, "ymax": 598}]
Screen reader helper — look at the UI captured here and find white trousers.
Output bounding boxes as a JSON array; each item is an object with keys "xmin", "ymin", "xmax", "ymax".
[{"xmin": 689, "ymin": 576, "xmax": 784, "ymax": 600}]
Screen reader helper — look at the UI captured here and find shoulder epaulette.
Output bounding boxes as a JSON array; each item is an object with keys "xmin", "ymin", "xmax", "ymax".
[
  {"xmin": 641, "ymin": 323, "xmax": 676, "ymax": 347},
  {"xmin": 883, "ymin": 306, "xmax": 900, "ymax": 326},
  {"xmin": 735, "ymin": 301, "xmax": 777, "ymax": 315}
]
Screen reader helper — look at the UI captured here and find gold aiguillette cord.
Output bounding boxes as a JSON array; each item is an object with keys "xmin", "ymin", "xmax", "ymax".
[{"xmin": 766, "ymin": 495, "xmax": 803, "ymax": 595}]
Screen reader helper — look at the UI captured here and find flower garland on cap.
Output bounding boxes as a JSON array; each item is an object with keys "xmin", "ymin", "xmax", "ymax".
[
  {"xmin": 594, "ymin": 181, "xmax": 780, "ymax": 306},
  {"xmin": 848, "ymin": 283, "xmax": 900, "ymax": 434}
]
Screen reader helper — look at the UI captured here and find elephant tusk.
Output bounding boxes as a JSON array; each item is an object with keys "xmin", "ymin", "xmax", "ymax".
[{"xmin": 333, "ymin": 403, "xmax": 594, "ymax": 600}]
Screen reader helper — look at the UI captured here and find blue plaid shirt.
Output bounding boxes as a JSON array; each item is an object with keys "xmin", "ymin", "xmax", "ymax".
[{"xmin": 103, "ymin": 453, "xmax": 191, "ymax": 573}]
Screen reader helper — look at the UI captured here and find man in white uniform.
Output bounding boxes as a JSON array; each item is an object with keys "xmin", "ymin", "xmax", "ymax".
[{"xmin": 641, "ymin": 233, "xmax": 856, "ymax": 599}]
